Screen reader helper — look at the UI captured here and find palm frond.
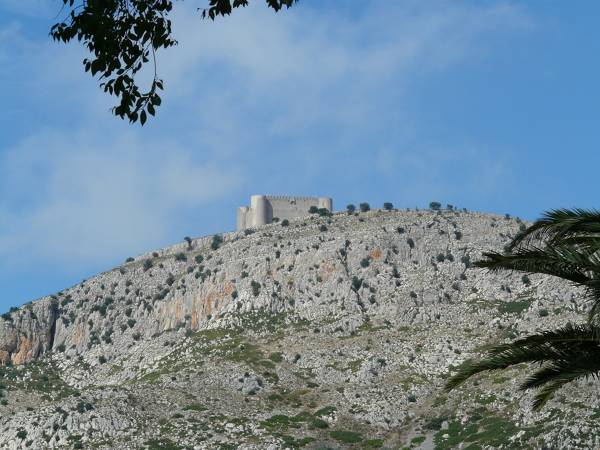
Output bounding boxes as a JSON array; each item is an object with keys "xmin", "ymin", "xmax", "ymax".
[
  {"xmin": 521, "ymin": 357, "xmax": 600, "ymax": 391},
  {"xmin": 508, "ymin": 208, "xmax": 600, "ymax": 251},
  {"xmin": 489, "ymin": 323, "xmax": 599, "ymax": 354},
  {"xmin": 452, "ymin": 208, "xmax": 600, "ymax": 410},
  {"xmin": 531, "ymin": 379, "xmax": 574, "ymax": 411},
  {"xmin": 445, "ymin": 323, "xmax": 600, "ymax": 408},
  {"xmin": 474, "ymin": 247, "xmax": 591, "ymax": 285}
]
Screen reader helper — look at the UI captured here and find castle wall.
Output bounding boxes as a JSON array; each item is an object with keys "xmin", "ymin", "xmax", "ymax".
[
  {"xmin": 266, "ymin": 196, "xmax": 329, "ymax": 221},
  {"xmin": 236, "ymin": 207, "xmax": 249, "ymax": 230},
  {"xmin": 236, "ymin": 195, "xmax": 333, "ymax": 230}
]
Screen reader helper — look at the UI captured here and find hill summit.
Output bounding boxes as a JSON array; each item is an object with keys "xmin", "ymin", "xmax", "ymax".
[{"xmin": 0, "ymin": 208, "xmax": 594, "ymax": 449}]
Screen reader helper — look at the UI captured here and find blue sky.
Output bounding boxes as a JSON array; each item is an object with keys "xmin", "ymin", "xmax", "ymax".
[{"xmin": 0, "ymin": 0, "xmax": 598, "ymax": 310}]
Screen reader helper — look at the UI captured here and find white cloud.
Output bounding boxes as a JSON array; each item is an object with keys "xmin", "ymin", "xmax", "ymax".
[
  {"xmin": 0, "ymin": 130, "xmax": 242, "ymax": 269},
  {"xmin": 157, "ymin": 0, "xmax": 530, "ymax": 134},
  {"xmin": 0, "ymin": 0, "xmax": 530, "ymax": 278}
]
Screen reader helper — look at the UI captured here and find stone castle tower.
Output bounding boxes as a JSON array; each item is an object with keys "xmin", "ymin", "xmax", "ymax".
[{"xmin": 237, "ymin": 195, "xmax": 333, "ymax": 230}]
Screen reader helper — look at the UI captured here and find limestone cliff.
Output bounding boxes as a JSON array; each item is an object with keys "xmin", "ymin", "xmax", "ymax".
[
  {"xmin": 0, "ymin": 298, "xmax": 57, "ymax": 365},
  {"xmin": 0, "ymin": 209, "xmax": 594, "ymax": 449}
]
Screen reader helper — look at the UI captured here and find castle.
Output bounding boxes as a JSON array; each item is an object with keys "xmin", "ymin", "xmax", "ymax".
[{"xmin": 237, "ymin": 195, "xmax": 333, "ymax": 230}]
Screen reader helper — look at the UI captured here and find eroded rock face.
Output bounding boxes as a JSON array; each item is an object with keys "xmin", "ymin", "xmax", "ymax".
[
  {"xmin": 0, "ymin": 298, "xmax": 57, "ymax": 365},
  {"xmin": 0, "ymin": 209, "xmax": 596, "ymax": 449},
  {"xmin": 0, "ymin": 209, "xmax": 573, "ymax": 366}
]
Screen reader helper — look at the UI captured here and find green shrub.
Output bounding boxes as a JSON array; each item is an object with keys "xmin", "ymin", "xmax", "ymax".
[
  {"xmin": 454, "ymin": 230, "xmax": 463, "ymax": 240},
  {"xmin": 351, "ymin": 276, "xmax": 363, "ymax": 291},
  {"xmin": 312, "ymin": 418, "xmax": 329, "ymax": 428},
  {"xmin": 174, "ymin": 252, "xmax": 187, "ymax": 262},
  {"xmin": 143, "ymin": 259, "xmax": 153, "ymax": 272},
  {"xmin": 319, "ymin": 224, "xmax": 328, "ymax": 232},
  {"xmin": 423, "ymin": 416, "xmax": 448, "ymax": 431},
  {"xmin": 308, "ymin": 206, "xmax": 319, "ymax": 214},
  {"xmin": 383, "ymin": 202, "xmax": 393, "ymax": 210},
  {"xmin": 360, "ymin": 258, "xmax": 370, "ymax": 268},
  {"xmin": 406, "ymin": 238, "xmax": 415, "ymax": 249},
  {"xmin": 281, "ymin": 219, "xmax": 289, "ymax": 227},
  {"xmin": 127, "ymin": 319, "xmax": 136, "ymax": 328},
  {"xmin": 16, "ymin": 430, "xmax": 27, "ymax": 440},
  {"xmin": 521, "ymin": 274, "xmax": 531, "ymax": 285},
  {"xmin": 359, "ymin": 202, "xmax": 370, "ymax": 213},
  {"xmin": 98, "ymin": 355, "xmax": 107, "ymax": 364},
  {"xmin": 364, "ymin": 439, "xmax": 384, "ymax": 448},
  {"xmin": 125, "ymin": 257, "xmax": 134, "ymax": 263},
  {"xmin": 211, "ymin": 234, "xmax": 224, "ymax": 250},
  {"xmin": 539, "ymin": 308, "xmax": 549, "ymax": 317},
  {"xmin": 314, "ymin": 406, "xmax": 336, "ymax": 417},
  {"xmin": 91, "ymin": 304, "xmax": 107, "ymax": 317},
  {"xmin": 251, "ymin": 281, "xmax": 261, "ymax": 297},
  {"xmin": 76, "ymin": 401, "xmax": 94, "ymax": 413},
  {"xmin": 346, "ymin": 204, "xmax": 356, "ymax": 214},
  {"xmin": 429, "ymin": 201, "xmax": 441, "ymax": 211},
  {"xmin": 269, "ymin": 352, "xmax": 284, "ymax": 363}
]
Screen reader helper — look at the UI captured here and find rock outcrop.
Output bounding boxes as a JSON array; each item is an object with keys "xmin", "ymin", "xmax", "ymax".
[
  {"xmin": 0, "ymin": 298, "xmax": 57, "ymax": 365},
  {"xmin": 0, "ymin": 209, "xmax": 595, "ymax": 449}
]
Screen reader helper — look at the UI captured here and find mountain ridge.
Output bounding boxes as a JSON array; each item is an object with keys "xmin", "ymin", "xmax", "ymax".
[{"xmin": 0, "ymin": 208, "xmax": 595, "ymax": 449}]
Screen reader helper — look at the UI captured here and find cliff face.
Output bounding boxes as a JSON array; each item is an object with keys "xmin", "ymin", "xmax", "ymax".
[
  {"xmin": 0, "ymin": 209, "xmax": 594, "ymax": 449},
  {"xmin": 2, "ymin": 209, "xmax": 542, "ymax": 365},
  {"xmin": 0, "ymin": 298, "xmax": 57, "ymax": 365}
]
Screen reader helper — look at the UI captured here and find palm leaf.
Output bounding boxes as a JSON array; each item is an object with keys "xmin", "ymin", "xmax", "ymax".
[
  {"xmin": 508, "ymin": 208, "xmax": 600, "ymax": 251},
  {"xmin": 453, "ymin": 208, "xmax": 600, "ymax": 410},
  {"xmin": 474, "ymin": 247, "xmax": 591, "ymax": 285},
  {"xmin": 531, "ymin": 379, "xmax": 574, "ymax": 411},
  {"xmin": 445, "ymin": 323, "xmax": 600, "ymax": 408}
]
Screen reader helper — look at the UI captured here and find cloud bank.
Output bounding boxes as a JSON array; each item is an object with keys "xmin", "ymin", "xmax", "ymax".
[{"xmin": 0, "ymin": 0, "xmax": 530, "ymax": 301}]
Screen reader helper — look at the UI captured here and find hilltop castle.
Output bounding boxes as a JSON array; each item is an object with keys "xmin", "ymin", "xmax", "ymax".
[{"xmin": 237, "ymin": 195, "xmax": 333, "ymax": 230}]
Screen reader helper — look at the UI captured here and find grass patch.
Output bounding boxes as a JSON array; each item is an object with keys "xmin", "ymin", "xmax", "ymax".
[
  {"xmin": 433, "ymin": 410, "xmax": 519, "ymax": 450},
  {"xmin": 144, "ymin": 437, "xmax": 184, "ymax": 450},
  {"xmin": 497, "ymin": 299, "xmax": 532, "ymax": 315},
  {"xmin": 183, "ymin": 403, "xmax": 207, "ymax": 412},
  {"xmin": 330, "ymin": 430, "xmax": 363, "ymax": 443},
  {"xmin": 314, "ymin": 406, "xmax": 336, "ymax": 417},
  {"xmin": 261, "ymin": 412, "xmax": 312, "ymax": 432}
]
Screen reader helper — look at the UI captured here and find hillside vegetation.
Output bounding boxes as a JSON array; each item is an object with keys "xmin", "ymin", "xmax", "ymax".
[{"xmin": 0, "ymin": 209, "xmax": 595, "ymax": 449}]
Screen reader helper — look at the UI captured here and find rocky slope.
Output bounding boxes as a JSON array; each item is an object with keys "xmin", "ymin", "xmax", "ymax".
[{"xmin": 0, "ymin": 208, "xmax": 597, "ymax": 449}]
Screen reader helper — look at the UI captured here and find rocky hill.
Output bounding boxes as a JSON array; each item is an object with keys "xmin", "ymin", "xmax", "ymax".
[{"xmin": 0, "ymin": 208, "xmax": 597, "ymax": 449}]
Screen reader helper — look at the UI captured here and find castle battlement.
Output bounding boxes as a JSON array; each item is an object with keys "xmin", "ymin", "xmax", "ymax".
[
  {"xmin": 236, "ymin": 195, "xmax": 333, "ymax": 230},
  {"xmin": 264, "ymin": 195, "xmax": 323, "ymax": 201}
]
